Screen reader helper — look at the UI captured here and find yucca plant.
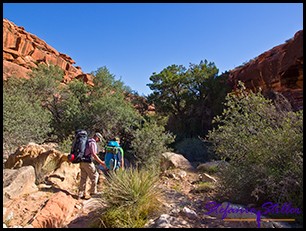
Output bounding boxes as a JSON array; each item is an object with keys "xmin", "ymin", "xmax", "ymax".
[{"xmin": 93, "ymin": 168, "xmax": 164, "ymax": 228}]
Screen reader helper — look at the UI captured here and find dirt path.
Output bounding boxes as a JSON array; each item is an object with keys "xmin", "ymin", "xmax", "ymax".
[
  {"xmin": 154, "ymin": 169, "xmax": 259, "ymax": 228},
  {"xmin": 67, "ymin": 168, "xmax": 261, "ymax": 228}
]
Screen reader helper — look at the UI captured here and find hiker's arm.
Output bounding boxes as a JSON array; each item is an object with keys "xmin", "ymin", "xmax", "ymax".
[
  {"xmin": 92, "ymin": 153, "xmax": 107, "ymax": 169},
  {"xmin": 88, "ymin": 141, "xmax": 108, "ymax": 170}
]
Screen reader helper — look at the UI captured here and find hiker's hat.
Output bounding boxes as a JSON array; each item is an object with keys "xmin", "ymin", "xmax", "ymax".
[
  {"xmin": 114, "ymin": 137, "xmax": 120, "ymax": 142},
  {"xmin": 95, "ymin": 132, "xmax": 103, "ymax": 142}
]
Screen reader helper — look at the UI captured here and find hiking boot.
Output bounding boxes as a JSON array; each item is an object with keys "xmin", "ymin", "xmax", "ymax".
[
  {"xmin": 78, "ymin": 193, "xmax": 90, "ymax": 200},
  {"xmin": 90, "ymin": 192, "xmax": 101, "ymax": 198},
  {"xmin": 79, "ymin": 195, "xmax": 91, "ymax": 200}
]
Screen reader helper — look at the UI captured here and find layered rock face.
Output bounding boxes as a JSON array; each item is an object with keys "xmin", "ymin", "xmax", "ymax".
[
  {"xmin": 3, "ymin": 18, "xmax": 94, "ymax": 85},
  {"xmin": 228, "ymin": 30, "xmax": 303, "ymax": 111}
]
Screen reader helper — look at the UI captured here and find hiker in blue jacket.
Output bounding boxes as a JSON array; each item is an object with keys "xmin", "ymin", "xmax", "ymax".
[{"xmin": 99, "ymin": 137, "xmax": 124, "ymax": 176}]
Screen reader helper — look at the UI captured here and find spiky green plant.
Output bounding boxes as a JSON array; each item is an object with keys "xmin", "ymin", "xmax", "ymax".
[{"xmin": 93, "ymin": 168, "xmax": 164, "ymax": 228}]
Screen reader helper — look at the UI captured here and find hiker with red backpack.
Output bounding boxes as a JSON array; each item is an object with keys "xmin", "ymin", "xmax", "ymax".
[{"xmin": 68, "ymin": 130, "xmax": 107, "ymax": 199}]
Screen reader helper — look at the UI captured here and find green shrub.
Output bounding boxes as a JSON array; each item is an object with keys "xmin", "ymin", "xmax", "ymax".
[
  {"xmin": 38, "ymin": 65, "xmax": 143, "ymax": 143},
  {"xmin": 3, "ymin": 64, "xmax": 66, "ymax": 154},
  {"xmin": 88, "ymin": 92, "xmax": 141, "ymax": 140},
  {"xmin": 58, "ymin": 135, "xmax": 74, "ymax": 153},
  {"xmin": 94, "ymin": 168, "xmax": 164, "ymax": 228},
  {"xmin": 3, "ymin": 64, "xmax": 145, "ymax": 161},
  {"xmin": 131, "ymin": 120, "xmax": 175, "ymax": 170},
  {"xmin": 49, "ymin": 89, "xmax": 89, "ymax": 141},
  {"xmin": 3, "ymin": 77, "xmax": 52, "ymax": 155},
  {"xmin": 26, "ymin": 64, "xmax": 63, "ymax": 102},
  {"xmin": 207, "ymin": 82, "xmax": 303, "ymax": 209},
  {"xmin": 50, "ymin": 67, "xmax": 142, "ymax": 143}
]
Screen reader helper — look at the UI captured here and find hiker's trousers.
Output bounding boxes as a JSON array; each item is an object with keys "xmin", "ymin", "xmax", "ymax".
[{"xmin": 78, "ymin": 161, "xmax": 99, "ymax": 196}]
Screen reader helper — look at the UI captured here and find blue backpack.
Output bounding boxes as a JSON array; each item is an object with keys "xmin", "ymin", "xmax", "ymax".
[{"xmin": 104, "ymin": 141, "xmax": 123, "ymax": 170}]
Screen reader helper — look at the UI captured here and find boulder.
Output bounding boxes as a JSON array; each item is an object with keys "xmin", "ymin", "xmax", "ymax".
[
  {"xmin": 3, "ymin": 166, "xmax": 38, "ymax": 204},
  {"xmin": 4, "ymin": 143, "xmax": 65, "ymax": 171},
  {"xmin": 31, "ymin": 191, "xmax": 76, "ymax": 228},
  {"xmin": 45, "ymin": 161, "xmax": 80, "ymax": 195},
  {"xmin": 161, "ymin": 152, "xmax": 194, "ymax": 171},
  {"xmin": 4, "ymin": 142, "xmax": 77, "ymax": 187},
  {"xmin": 3, "ymin": 191, "xmax": 51, "ymax": 227},
  {"xmin": 181, "ymin": 206, "xmax": 198, "ymax": 219}
]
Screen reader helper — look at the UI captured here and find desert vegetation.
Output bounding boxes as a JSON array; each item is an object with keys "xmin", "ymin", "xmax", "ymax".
[
  {"xmin": 207, "ymin": 81, "xmax": 303, "ymax": 210},
  {"xmin": 91, "ymin": 168, "xmax": 163, "ymax": 228}
]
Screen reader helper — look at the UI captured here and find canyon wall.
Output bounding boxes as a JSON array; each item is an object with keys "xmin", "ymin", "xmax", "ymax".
[
  {"xmin": 3, "ymin": 18, "xmax": 94, "ymax": 86},
  {"xmin": 228, "ymin": 30, "xmax": 303, "ymax": 111}
]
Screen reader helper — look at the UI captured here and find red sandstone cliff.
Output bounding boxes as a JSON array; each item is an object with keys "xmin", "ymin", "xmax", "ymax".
[
  {"xmin": 3, "ymin": 18, "xmax": 94, "ymax": 86},
  {"xmin": 228, "ymin": 30, "xmax": 303, "ymax": 111}
]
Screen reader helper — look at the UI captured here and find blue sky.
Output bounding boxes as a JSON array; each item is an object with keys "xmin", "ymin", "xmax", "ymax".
[{"xmin": 3, "ymin": 3, "xmax": 303, "ymax": 96}]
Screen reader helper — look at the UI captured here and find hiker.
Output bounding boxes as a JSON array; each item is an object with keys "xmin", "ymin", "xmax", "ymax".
[
  {"xmin": 78, "ymin": 132, "xmax": 108, "ymax": 199},
  {"xmin": 99, "ymin": 136, "xmax": 124, "ymax": 177}
]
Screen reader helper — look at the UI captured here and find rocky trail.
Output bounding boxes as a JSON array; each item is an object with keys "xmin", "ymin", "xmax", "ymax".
[{"xmin": 3, "ymin": 143, "xmax": 300, "ymax": 228}]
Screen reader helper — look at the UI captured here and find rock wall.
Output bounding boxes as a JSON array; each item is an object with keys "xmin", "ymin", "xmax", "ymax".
[
  {"xmin": 228, "ymin": 30, "xmax": 303, "ymax": 111},
  {"xmin": 3, "ymin": 18, "xmax": 94, "ymax": 86}
]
